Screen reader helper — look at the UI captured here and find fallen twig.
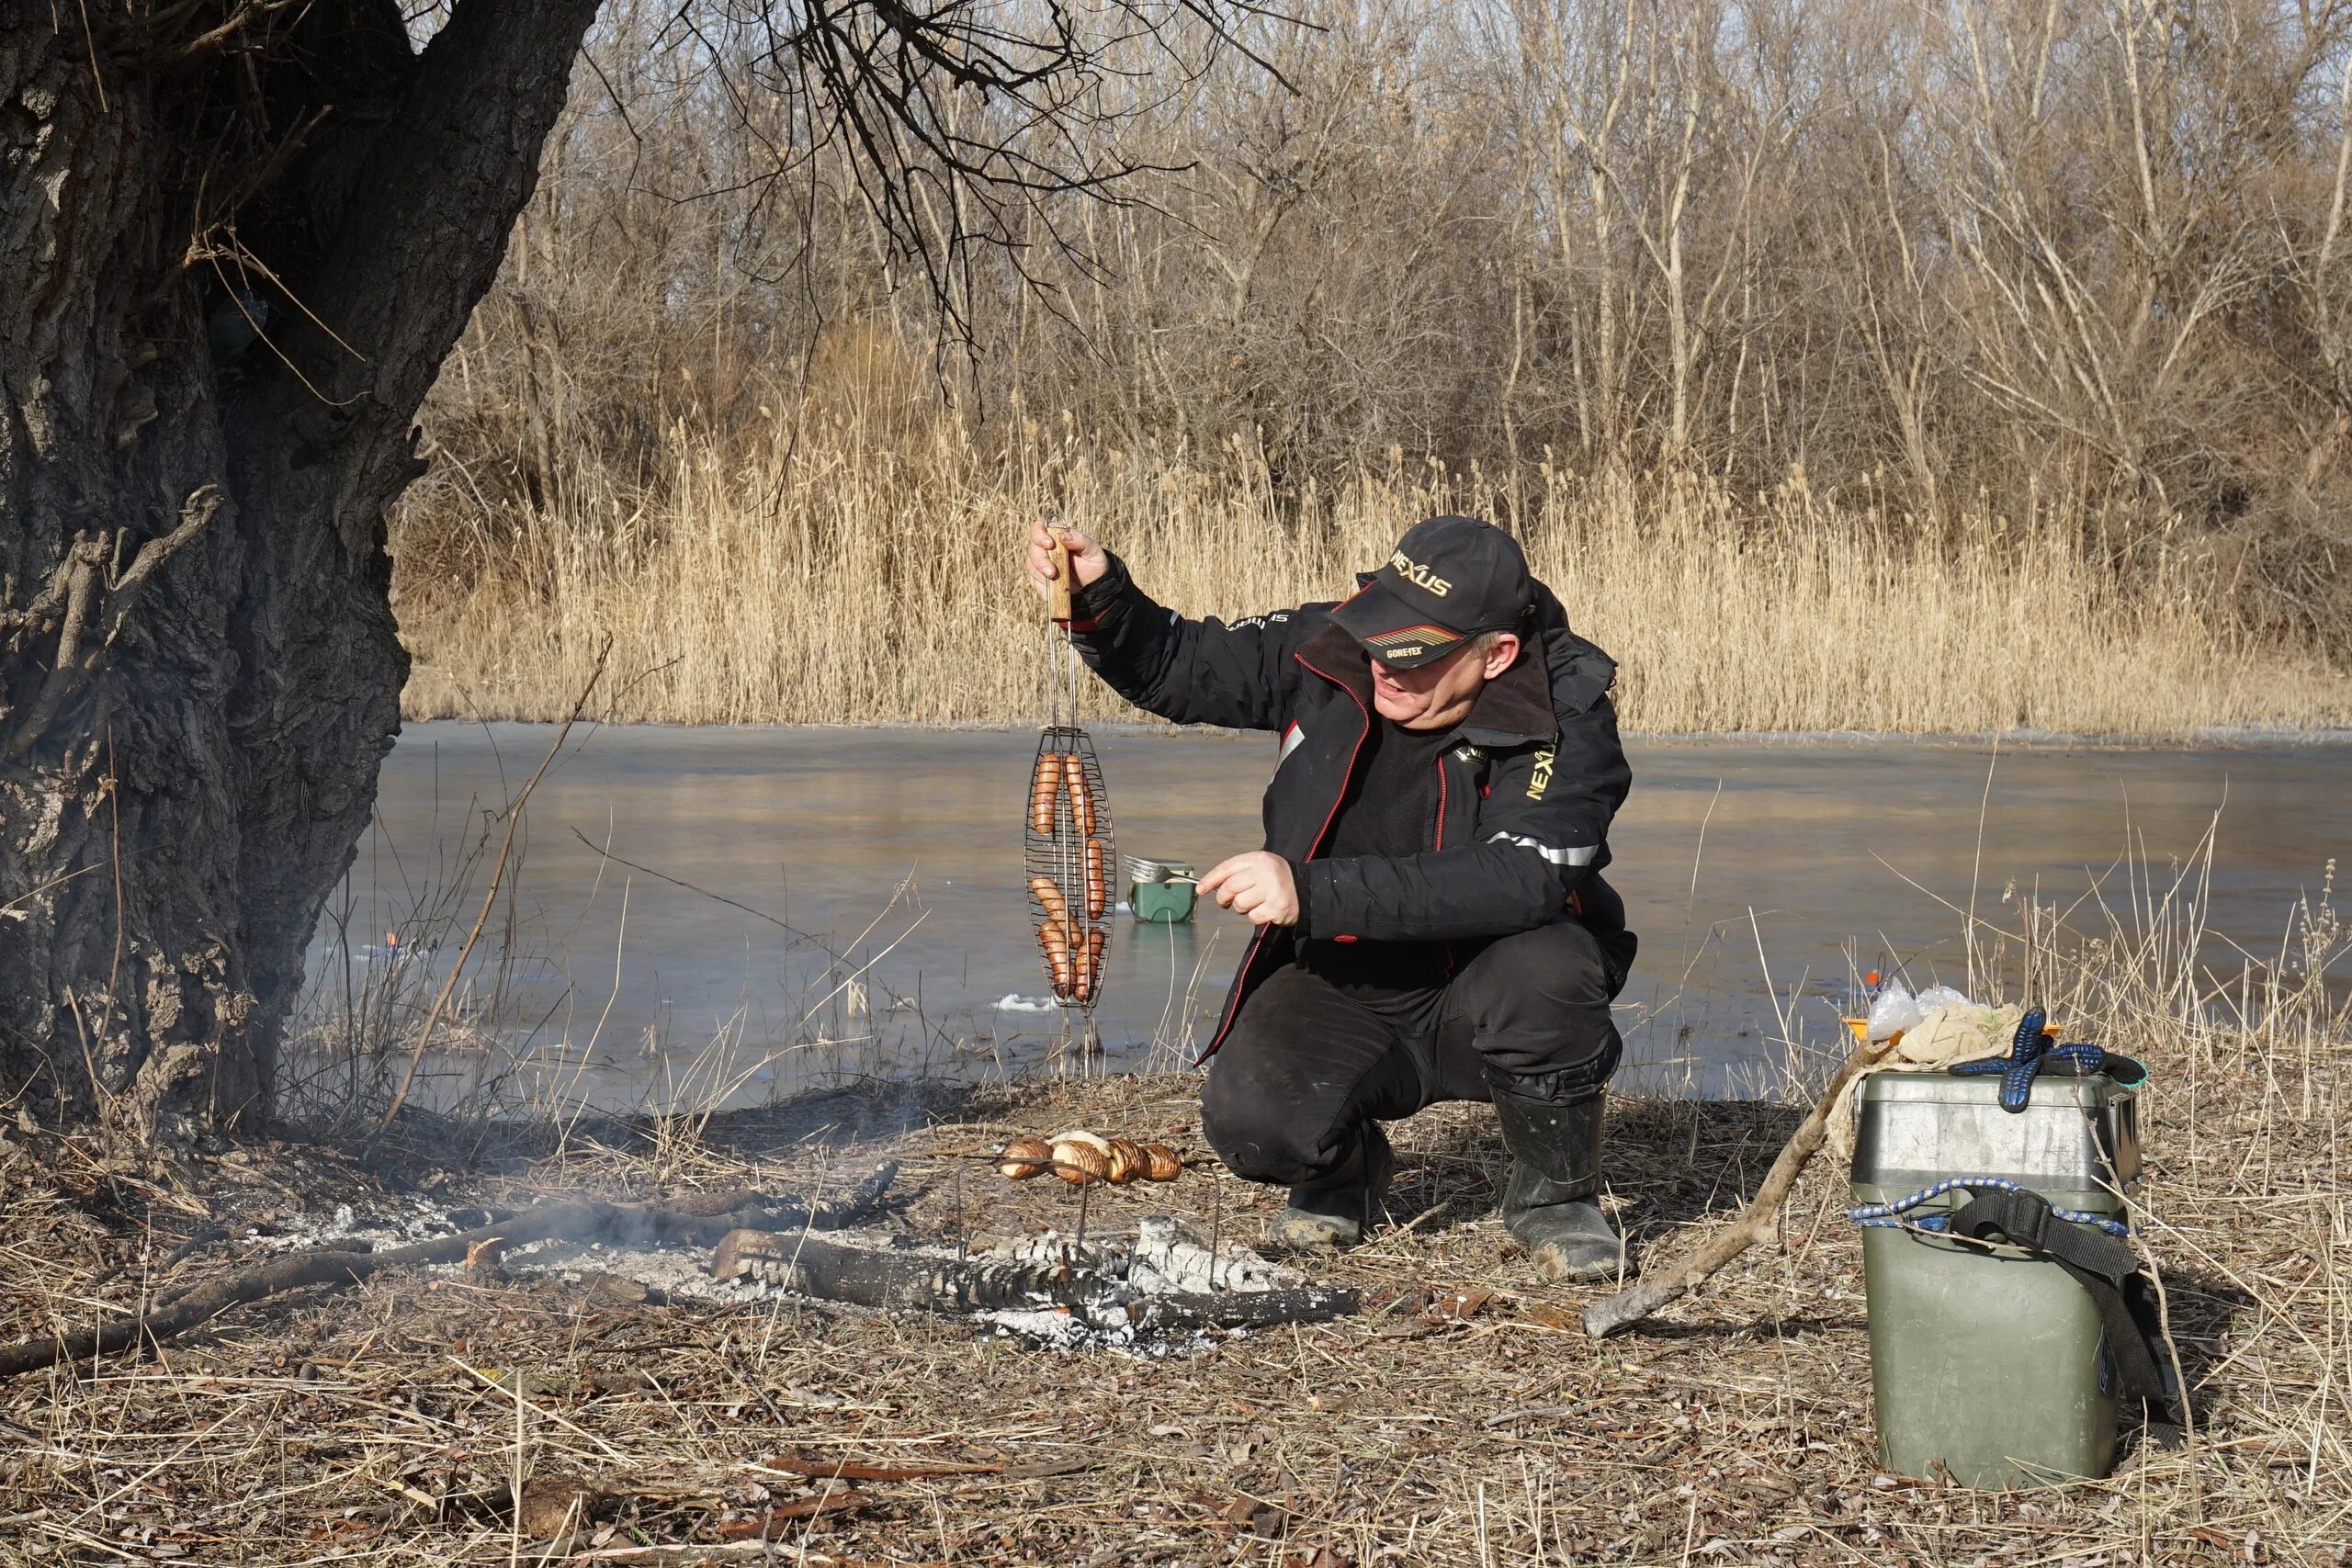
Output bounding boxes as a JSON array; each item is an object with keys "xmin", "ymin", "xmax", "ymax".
[
  {"xmin": 0, "ymin": 1163, "xmax": 898, "ymax": 1379},
  {"xmin": 576, "ymin": 1547, "xmax": 941, "ymax": 1568},
  {"xmin": 1582, "ymin": 1037, "xmax": 1894, "ymax": 1337},
  {"xmin": 752, "ymin": 1454, "xmax": 1003, "ymax": 1482},
  {"xmin": 715, "ymin": 1487, "xmax": 873, "ymax": 1536}
]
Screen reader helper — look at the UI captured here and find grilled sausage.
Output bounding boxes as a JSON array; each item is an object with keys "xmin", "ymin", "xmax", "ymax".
[
  {"xmin": 1063, "ymin": 753, "xmax": 1095, "ymax": 836},
  {"xmin": 1080, "ymin": 927, "xmax": 1108, "ymax": 1003},
  {"xmin": 997, "ymin": 1137, "xmax": 1053, "ymax": 1179},
  {"xmin": 1039, "ymin": 920, "xmax": 1074, "ymax": 998},
  {"xmin": 1029, "ymin": 874, "xmax": 1070, "ymax": 926},
  {"xmin": 1029, "ymin": 751, "xmax": 1062, "ymax": 836},
  {"xmin": 1105, "ymin": 1137, "xmax": 1147, "ymax": 1184},
  {"xmin": 1050, "ymin": 1134, "xmax": 1109, "ymax": 1186},
  {"xmin": 1083, "ymin": 839, "xmax": 1107, "ymax": 919}
]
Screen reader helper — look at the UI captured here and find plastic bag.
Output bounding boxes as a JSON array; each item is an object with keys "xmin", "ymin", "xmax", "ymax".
[
  {"xmin": 1866, "ymin": 979, "xmax": 1928, "ymax": 1041},
  {"xmin": 1916, "ymin": 984, "xmax": 1975, "ymax": 1012}
]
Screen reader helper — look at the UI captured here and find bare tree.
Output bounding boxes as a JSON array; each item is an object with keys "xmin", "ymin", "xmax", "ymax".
[{"xmin": 0, "ymin": 0, "xmax": 1272, "ymax": 1148}]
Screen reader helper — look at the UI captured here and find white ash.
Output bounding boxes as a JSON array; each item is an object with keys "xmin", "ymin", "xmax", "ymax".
[
  {"xmin": 247, "ymin": 1197, "xmax": 473, "ymax": 1256},
  {"xmin": 976, "ymin": 1305, "xmax": 1231, "ymax": 1359},
  {"xmin": 500, "ymin": 1236, "xmax": 752, "ymax": 1302},
  {"xmin": 999, "ymin": 1215, "xmax": 1298, "ymax": 1296},
  {"xmin": 971, "ymin": 1216, "xmax": 1296, "ymax": 1356},
  {"xmin": 1129, "ymin": 1214, "xmax": 1297, "ymax": 1294}
]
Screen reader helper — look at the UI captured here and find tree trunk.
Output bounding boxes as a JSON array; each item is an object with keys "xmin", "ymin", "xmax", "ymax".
[{"xmin": 0, "ymin": 0, "xmax": 598, "ymax": 1147}]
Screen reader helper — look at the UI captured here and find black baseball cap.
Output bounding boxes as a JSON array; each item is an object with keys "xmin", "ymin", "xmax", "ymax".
[{"xmin": 1329, "ymin": 515, "xmax": 1532, "ymax": 670}]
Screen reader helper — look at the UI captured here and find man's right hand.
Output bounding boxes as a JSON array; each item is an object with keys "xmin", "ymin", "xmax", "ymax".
[{"xmin": 1026, "ymin": 520, "xmax": 1109, "ymax": 607}]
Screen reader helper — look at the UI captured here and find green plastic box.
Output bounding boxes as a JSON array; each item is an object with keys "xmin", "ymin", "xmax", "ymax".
[
  {"xmin": 1849, "ymin": 1070, "xmax": 2141, "ymax": 1489},
  {"xmin": 1128, "ymin": 878, "xmax": 1195, "ymax": 924}
]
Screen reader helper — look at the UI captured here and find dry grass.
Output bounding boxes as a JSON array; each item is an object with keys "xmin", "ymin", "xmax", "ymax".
[
  {"xmin": 4, "ymin": 864, "xmax": 2346, "ymax": 1564},
  {"xmin": 394, "ymin": 417, "xmax": 2352, "ymax": 736}
]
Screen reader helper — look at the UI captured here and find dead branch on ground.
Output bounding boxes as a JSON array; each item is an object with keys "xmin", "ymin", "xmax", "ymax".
[{"xmin": 1582, "ymin": 1037, "xmax": 1895, "ymax": 1338}]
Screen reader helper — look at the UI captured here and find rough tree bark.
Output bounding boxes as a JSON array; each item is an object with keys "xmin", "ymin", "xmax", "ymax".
[
  {"xmin": 0, "ymin": 1, "xmax": 598, "ymax": 1147},
  {"xmin": 3, "ymin": 1, "xmax": 1250, "ymax": 1151}
]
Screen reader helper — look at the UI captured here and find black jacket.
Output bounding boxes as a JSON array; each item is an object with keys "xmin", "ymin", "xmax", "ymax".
[{"xmin": 1065, "ymin": 553, "xmax": 1634, "ymax": 1056}]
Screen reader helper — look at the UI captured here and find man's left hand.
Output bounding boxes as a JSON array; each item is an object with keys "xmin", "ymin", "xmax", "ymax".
[{"xmin": 1198, "ymin": 851, "xmax": 1300, "ymax": 927}]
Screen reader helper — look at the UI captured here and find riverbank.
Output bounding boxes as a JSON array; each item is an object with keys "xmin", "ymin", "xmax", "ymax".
[
  {"xmin": 13, "ymin": 836, "xmax": 2344, "ymax": 1561},
  {"xmin": 3, "ymin": 1040, "xmax": 2342, "ymax": 1564},
  {"xmin": 390, "ymin": 431, "xmax": 2351, "ymax": 736}
]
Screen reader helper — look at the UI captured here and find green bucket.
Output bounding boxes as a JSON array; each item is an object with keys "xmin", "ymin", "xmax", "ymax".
[{"xmin": 1849, "ymin": 1069, "xmax": 2141, "ymax": 1489}]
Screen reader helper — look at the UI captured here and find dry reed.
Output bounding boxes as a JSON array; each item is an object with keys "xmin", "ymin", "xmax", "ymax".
[
  {"xmin": 395, "ymin": 416, "xmax": 2351, "ymax": 735},
  {"xmin": 431, "ymin": 0, "xmax": 2352, "ymax": 651}
]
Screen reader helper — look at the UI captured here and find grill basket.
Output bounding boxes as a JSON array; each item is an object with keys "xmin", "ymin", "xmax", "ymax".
[{"xmin": 1024, "ymin": 724, "xmax": 1114, "ymax": 1010}]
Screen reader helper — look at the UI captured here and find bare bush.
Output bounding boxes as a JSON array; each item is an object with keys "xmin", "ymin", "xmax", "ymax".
[{"xmin": 404, "ymin": 0, "xmax": 2352, "ymax": 665}]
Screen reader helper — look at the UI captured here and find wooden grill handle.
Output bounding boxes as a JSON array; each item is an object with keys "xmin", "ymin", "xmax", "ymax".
[{"xmin": 1047, "ymin": 531, "xmax": 1073, "ymax": 624}]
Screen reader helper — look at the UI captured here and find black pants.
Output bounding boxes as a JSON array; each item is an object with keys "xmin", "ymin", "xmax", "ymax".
[{"xmin": 1201, "ymin": 920, "xmax": 1635, "ymax": 1188}]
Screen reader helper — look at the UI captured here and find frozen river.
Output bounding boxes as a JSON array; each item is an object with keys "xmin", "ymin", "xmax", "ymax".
[{"xmin": 303, "ymin": 724, "xmax": 2351, "ymax": 1112}]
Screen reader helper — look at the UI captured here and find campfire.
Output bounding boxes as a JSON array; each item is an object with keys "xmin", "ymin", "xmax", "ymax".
[{"xmin": 0, "ymin": 1138, "xmax": 1359, "ymax": 1380}]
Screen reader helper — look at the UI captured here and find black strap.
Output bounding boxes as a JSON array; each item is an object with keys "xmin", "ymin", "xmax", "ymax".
[
  {"xmin": 1946, "ymin": 1189, "xmax": 2186, "ymax": 1448},
  {"xmin": 2028, "ymin": 1052, "xmax": 2151, "ymax": 1088}
]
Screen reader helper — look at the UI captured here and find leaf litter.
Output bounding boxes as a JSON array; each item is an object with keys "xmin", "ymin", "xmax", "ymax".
[{"xmin": 0, "ymin": 1049, "xmax": 2344, "ymax": 1565}]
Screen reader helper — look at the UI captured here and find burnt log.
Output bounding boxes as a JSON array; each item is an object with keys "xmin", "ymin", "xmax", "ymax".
[
  {"xmin": 0, "ymin": 1161, "xmax": 897, "ymax": 1379},
  {"xmin": 715, "ymin": 1228, "xmax": 1359, "ymax": 1330}
]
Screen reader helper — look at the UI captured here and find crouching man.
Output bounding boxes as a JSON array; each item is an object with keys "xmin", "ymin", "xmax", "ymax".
[{"xmin": 1024, "ymin": 515, "xmax": 1638, "ymax": 1280}]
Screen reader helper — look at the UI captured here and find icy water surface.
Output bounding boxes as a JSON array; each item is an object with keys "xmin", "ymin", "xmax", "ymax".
[{"xmin": 304, "ymin": 724, "xmax": 2350, "ymax": 1111}]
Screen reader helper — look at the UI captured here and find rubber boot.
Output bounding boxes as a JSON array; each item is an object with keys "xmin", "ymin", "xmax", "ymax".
[
  {"xmin": 1488, "ymin": 1077, "xmax": 1627, "ymax": 1282},
  {"xmin": 1266, "ymin": 1122, "xmax": 1393, "ymax": 1253}
]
